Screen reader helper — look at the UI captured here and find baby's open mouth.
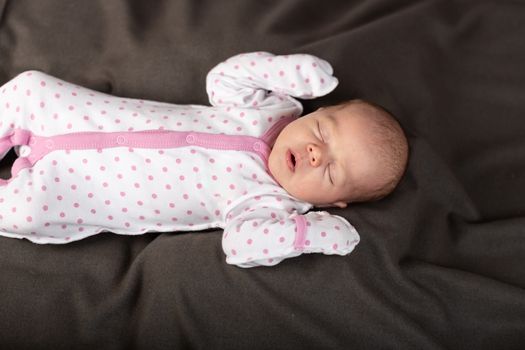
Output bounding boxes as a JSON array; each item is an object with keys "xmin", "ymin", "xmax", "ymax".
[{"xmin": 286, "ymin": 149, "xmax": 296, "ymax": 172}]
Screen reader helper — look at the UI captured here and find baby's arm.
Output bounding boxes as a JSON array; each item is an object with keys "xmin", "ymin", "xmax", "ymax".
[
  {"xmin": 223, "ymin": 206, "xmax": 359, "ymax": 268},
  {"xmin": 206, "ymin": 52, "xmax": 338, "ymax": 109}
]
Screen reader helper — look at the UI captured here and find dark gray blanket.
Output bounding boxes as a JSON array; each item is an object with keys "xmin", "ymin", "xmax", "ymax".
[{"xmin": 1, "ymin": 0, "xmax": 525, "ymax": 349}]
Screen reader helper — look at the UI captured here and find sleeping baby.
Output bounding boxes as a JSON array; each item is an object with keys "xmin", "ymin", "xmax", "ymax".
[{"xmin": 0, "ymin": 52, "xmax": 408, "ymax": 267}]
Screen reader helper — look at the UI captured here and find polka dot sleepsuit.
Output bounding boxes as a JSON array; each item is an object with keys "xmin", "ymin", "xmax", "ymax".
[{"xmin": 0, "ymin": 52, "xmax": 359, "ymax": 267}]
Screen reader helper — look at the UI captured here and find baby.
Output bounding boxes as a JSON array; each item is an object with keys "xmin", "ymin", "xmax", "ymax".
[{"xmin": 0, "ymin": 52, "xmax": 408, "ymax": 268}]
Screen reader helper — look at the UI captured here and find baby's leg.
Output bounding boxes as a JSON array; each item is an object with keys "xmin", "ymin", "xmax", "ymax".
[
  {"xmin": 0, "ymin": 71, "xmax": 43, "ymax": 160},
  {"xmin": 0, "ymin": 169, "xmax": 43, "ymax": 242}
]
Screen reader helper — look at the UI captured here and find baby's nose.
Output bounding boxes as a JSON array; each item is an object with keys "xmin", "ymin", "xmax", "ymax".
[{"xmin": 307, "ymin": 144, "xmax": 323, "ymax": 167}]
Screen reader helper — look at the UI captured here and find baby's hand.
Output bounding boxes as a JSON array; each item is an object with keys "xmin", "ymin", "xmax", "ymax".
[
  {"xmin": 299, "ymin": 211, "xmax": 360, "ymax": 256},
  {"xmin": 206, "ymin": 52, "xmax": 338, "ymax": 108}
]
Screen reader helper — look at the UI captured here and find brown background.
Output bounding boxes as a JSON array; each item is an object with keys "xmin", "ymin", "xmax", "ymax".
[{"xmin": 1, "ymin": 0, "xmax": 525, "ymax": 349}]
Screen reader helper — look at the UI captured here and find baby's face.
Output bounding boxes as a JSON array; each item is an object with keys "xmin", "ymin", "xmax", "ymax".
[{"xmin": 269, "ymin": 103, "xmax": 383, "ymax": 207}]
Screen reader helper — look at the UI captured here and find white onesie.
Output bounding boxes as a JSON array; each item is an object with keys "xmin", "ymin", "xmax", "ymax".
[{"xmin": 0, "ymin": 52, "xmax": 359, "ymax": 267}]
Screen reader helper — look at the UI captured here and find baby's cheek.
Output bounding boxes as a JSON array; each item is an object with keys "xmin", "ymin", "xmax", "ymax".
[{"xmin": 287, "ymin": 175, "xmax": 323, "ymax": 202}]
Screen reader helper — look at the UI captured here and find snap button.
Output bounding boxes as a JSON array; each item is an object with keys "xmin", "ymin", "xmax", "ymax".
[
  {"xmin": 19, "ymin": 145, "xmax": 31, "ymax": 157},
  {"xmin": 116, "ymin": 136, "xmax": 126, "ymax": 145},
  {"xmin": 186, "ymin": 134, "xmax": 196, "ymax": 144},
  {"xmin": 45, "ymin": 139, "xmax": 55, "ymax": 149},
  {"xmin": 253, "ymin": 142, "xmax": 262, "ymax": 151}
]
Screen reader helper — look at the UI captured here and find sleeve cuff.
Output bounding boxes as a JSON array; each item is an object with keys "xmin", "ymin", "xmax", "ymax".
[{"xmin": 292, "ymin": 214, "xmax": 308, "ymax": 250}]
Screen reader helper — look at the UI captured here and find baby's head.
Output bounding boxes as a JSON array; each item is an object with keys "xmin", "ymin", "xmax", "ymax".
[{"xmin": 268, "ymin": 99, "xmax": 408, "ymax": 208}]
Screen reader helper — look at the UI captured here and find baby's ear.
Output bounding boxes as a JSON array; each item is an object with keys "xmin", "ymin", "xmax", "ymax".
[
  {"xmin": 333, "ymin": 201, "xmax": 347, "ymax": 208},
  {"xmin": 315, "ymin": 201, "xmax": 348, "ymax": 209}
]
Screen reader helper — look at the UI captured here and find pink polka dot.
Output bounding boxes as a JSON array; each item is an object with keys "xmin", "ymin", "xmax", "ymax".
[
  {"xmin": 263, "ymin": 249, "xmax": 269, "ymax": 255},
  {"xmin": 332, "ymin": 243, "xmax": 338, "ymax": 250},
  {"xmin": 26, "ymin": 216, "xmax": 32, "ymax": 222},
  {"xmin": 247, "ymin": 239, "xmax": 253, "ymax": 245},
  {"xmin": 321, "ymin": 231, "xmax": 327, "ymax": 237}
]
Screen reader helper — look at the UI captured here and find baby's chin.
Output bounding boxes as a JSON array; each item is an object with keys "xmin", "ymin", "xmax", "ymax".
[{"xmin": 285, "ymin": 185, "xmax": 336, "ymax": 205}]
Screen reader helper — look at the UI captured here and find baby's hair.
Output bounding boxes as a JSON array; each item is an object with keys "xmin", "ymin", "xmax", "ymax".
[{"xmin": 340, "ymin": 99, "xmax": 409, "ymax": 202}]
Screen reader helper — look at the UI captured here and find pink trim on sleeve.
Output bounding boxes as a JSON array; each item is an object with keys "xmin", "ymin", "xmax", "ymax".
[{"xmin": 293, "ymin": 214, "xmax": 308, "ymax": 250}]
